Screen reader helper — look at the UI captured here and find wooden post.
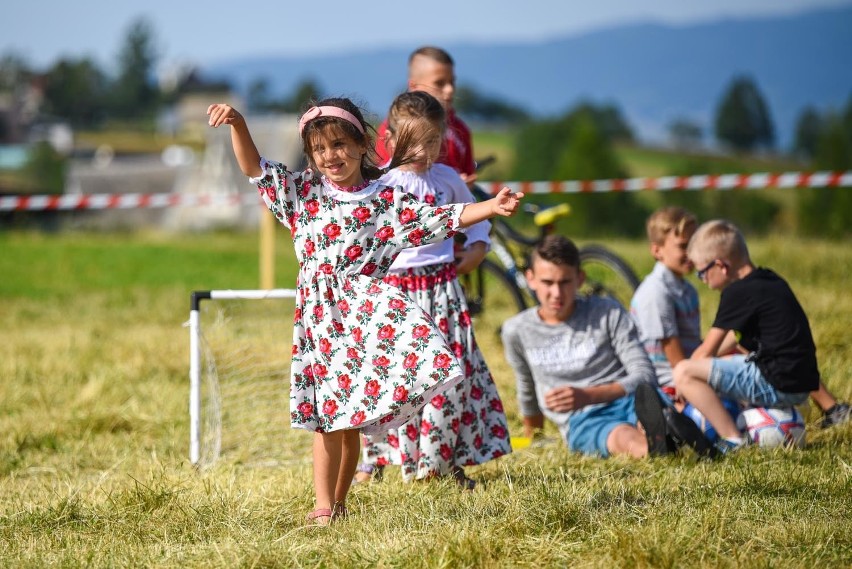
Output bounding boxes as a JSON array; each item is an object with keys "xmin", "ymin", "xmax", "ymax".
[{"xmin": 259, "ymin": 206, "xmax": 275, "ymax": 289}]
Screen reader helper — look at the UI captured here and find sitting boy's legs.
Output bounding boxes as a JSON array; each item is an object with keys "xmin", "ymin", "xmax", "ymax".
[
  {"xmin": 708, "ymin": 355, "xmax": 809, "ymax": 407},
  {"xmin": 567, "ymin": 396, "xmax": 648, "ymax": 458},
  {"xmin": 674, "ymin": 358, "xmax": 742, "ymax": 440},
  {"xmin": 675, "ymin": 355, "xmax": 810, "ymax": 441}
]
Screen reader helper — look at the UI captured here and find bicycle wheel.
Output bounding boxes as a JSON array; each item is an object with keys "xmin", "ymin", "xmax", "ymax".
[
  {"xmin": 459, "ymin": 259, "xmax": 527, "ymax": 339},
  {"xmin": 579, "ymin": 244, "xmax": 640, "ymax": 309}
]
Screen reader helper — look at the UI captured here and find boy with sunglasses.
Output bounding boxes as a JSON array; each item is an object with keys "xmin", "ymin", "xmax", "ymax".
[{"xmin": 672, "ymin": 220, "xmax": 839, "ymax": 452}]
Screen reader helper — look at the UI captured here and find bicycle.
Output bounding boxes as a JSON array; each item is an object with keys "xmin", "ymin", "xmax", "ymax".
[{"xmin": 458, "ymin": 158, "xmax": 640, "ymax": 335}]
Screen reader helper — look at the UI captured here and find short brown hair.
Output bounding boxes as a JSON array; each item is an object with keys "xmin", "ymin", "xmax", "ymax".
[
  {"xmin": 408, "ymin": 46, "xmax": 454, "ymax": 67},
  {"xmin": 530, "ymin": 235, "xmax": 580, "ymax": 270},
  {"xmin": 646, "ymin": 206, "xmax": 697, "ymax": 245}
]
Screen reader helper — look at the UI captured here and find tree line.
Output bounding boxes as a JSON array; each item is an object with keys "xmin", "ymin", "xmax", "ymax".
[{"xmin": 2, "ymin": 17, "xmax": 850, "ymax": 235}]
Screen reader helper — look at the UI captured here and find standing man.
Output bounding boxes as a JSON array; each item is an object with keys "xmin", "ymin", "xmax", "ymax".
[{"xmin": 375, "ymin": 46, "xmax": 477, "ymax": 185}]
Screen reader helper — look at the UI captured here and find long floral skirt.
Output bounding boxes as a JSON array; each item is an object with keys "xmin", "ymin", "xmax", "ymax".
[{"xmin": 360, "ymin": 262, "xmax": 512, "ymax": 481}]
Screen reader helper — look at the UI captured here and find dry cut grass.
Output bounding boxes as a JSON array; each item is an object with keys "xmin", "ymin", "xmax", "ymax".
[{"xmin": 0, "ymin": 230, "xmax": 850, "ymax": 568}]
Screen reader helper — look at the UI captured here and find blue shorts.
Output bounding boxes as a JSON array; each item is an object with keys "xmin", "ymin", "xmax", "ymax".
[
  {"xmin": 709, "ymin": 355, "xmax": 809, "ymax": 407},
  {"xmin": 567, "ymin": 395, "xmax": 636, "ymax": 458}
]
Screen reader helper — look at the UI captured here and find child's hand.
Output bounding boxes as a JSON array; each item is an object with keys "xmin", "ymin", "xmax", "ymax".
[
  {"xmin": 207, "ymin": 104, "xmax": 245, "ymax": 128},
  {"xmin": 491, "ymin": 187, "xmax": 524, "ymax": 217},
  {"xmin": 454, "ymin": 242, "xmax": 487, "ymax": 275}
]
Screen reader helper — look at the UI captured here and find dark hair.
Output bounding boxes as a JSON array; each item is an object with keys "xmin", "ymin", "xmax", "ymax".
[
  {"xmin": 408, "ymin": 46, "xmax": 454, "ymax": 66},
  {"xmin": 385, "ymin": 91, "xmax": 446, "ymax": 171},
  {"xmin": 300, "ymin": 97, "xmax": 384, "ymax": 181},
  {"xmin": 530, "ymin": 235, "xmax": 581, "ymax": 269}
]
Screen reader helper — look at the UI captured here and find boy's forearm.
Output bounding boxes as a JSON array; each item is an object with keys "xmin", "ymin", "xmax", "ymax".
[
  {"xmin": 692, "ymin": 327, "xmax": 729, "ymax": 359},
  {"xmin": 661, "ymin": 337, "xmax": 687, "ymax": 367}
]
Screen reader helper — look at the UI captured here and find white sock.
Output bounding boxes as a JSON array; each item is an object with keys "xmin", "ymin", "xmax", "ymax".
[{"xmin": 723, "ymin": 436, "xmax": 744, "ymax": 446}]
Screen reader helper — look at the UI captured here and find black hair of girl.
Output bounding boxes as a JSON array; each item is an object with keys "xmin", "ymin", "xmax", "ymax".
[
  {"xmin": 300, "ymin": 97, "xmax": 384, "ymax": 182},
  {"xmin": 384, "ymin": 91, "xmax": 447, "ymax": 173}
]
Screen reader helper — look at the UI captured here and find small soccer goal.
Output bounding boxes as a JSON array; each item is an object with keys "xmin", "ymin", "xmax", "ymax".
[{"xmin": 188, "ymin": 288, "xmax": 311, "ymax": 470}]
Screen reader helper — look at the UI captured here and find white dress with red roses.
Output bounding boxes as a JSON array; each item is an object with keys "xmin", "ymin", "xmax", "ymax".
[
  {"xmin": 360, "ymin": 165, "xmax": 512, "ymax": 481},
  {"xmin": 252, "ymin": 158, "xmax": 466, "ymax": 434}
]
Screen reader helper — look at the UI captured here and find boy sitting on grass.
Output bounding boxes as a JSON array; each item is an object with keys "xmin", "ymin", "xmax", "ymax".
[
  {"xmin": 501, "ymin": 235, "xmax": 703, "ymax": 458},
  {"xmin": 672, "ymin": 220, "xmax": 823, "ymax": 453},
  {"xmin": 630, "ymin": 206, "xmax": 704, "ymax": 400}
]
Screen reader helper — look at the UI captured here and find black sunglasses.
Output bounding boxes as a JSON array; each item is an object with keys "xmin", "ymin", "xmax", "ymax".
[{"xmin": 696, "ymin": 259, "xmax": 718, "ymax": 281}]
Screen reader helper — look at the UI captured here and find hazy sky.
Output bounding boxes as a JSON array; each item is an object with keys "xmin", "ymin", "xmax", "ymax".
[{"xmin": 3, "ymin": 0, "xmax": 850, "ymax": 72}]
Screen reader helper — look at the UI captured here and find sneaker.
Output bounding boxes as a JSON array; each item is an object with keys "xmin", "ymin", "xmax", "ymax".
[
  {"xmin": 634, "ymin": 383, "xmax": 674, "ymax": 456},
  {"xmin": 820, "ymin": 402, "xmax": 851, "ymax": 429},
  {"xmin": 352, "ymin": 463, "xmax": 384, "ymax": 484},
  {"xmin": 663, "ymin": 407, "xmax": 718, "ymax": 459},
  {"xmin": 716, "ymin": 437, "xmax": 748, "ymax": 455}
]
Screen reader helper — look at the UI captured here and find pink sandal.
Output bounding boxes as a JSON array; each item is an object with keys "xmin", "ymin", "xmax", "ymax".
[{"xmin": 305, "ymin": 508, "xmax": 333, "ymax": 526}]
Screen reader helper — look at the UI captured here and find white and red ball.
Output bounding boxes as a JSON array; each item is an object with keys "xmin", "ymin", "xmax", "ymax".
[{"xmin": 736, "ymin": 406, "xmax": 806, "ymax": 448}]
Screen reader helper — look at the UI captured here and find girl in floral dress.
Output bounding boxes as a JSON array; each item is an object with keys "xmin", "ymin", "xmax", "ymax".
[
  {"xmin": 206, "ymin": 98, "xmax": 523, "ymax": 525},
  {"xmin": 357, "ymin": 92, "xmax": 512, "ymax": 489}
]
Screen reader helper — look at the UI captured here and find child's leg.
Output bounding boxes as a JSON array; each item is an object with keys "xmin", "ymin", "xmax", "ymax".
[
  {"xmin": 334, "ymin": 429, "xmax": 361, "ymax": 505},
  {"xmin": 607, "ymin": 424, "xmax": 648, "ymax": 458},
  {"xmin": 313, "ymin": 431, "xmax": 345, "ymax": 514},
  {"xmin": 674, "ymin": 358, "xmax": 741, "ymax": 439},
  {"xmin": 810, "ymin": 382, "xmax": 837, "ymax": 412}
]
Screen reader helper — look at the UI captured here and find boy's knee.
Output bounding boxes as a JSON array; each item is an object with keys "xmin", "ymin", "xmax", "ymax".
[{"xmin": 672, "ymin": 360, "xmax": 689, "ymax": 386}]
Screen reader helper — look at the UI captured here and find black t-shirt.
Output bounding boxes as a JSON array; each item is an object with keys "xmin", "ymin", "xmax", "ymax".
[{"xmin": 713, "ymin": 267, "xmax": 819, "ymax": 393}]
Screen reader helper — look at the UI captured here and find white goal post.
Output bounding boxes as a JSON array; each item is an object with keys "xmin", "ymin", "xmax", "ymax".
[{"xmin": 188, "ymin": 288, "xmax": 297, "ymax": 467}]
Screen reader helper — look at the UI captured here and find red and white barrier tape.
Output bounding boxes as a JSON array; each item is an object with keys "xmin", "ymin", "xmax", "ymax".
[
  {"xmin": 0, "ymin": 192, "xmax": 251, "ymax": 212},
  {"xmin": 482, "ymin": 170, "xmax": 852, "ymax": 195},
  {"xmin": 2, "ymin": 171, "xmax": 850, "ymax": 212}
]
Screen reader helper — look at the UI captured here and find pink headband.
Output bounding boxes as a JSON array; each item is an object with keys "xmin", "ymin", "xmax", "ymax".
[{"xmin": 298, "ymin": 106, "xmax": 365, "ymax": 136}]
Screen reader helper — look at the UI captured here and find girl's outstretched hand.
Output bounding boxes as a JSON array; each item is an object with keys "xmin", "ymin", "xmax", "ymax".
[
  {"xmin": 491, "ymin": 187, "xmax": 525, "ymax": 217},
  {"xmin": 207, "ymin": 104, "xmax": 245, "ymax": 128}
]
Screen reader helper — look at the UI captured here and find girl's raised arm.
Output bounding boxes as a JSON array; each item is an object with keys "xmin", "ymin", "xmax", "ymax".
[
  {"xmin": 458, "ymin": 187, "xmax": 524, "ymax": 228},
  {"xmin": 207, "ymin": 104, "xmax": 263, "ymax": 178}
]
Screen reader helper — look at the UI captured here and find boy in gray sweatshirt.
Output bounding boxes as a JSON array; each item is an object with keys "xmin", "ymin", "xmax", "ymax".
[{"xmin": 501, "ymin": 235, "xmax": 664, "ymax": 457}]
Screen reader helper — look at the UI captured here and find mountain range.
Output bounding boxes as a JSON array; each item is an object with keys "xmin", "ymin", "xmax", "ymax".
[{"xmin": 203, "ymin": 5, "xmax": 852, "ymax": 147}]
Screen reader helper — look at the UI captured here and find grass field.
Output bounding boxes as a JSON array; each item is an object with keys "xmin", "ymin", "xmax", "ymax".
[{"xmin": 0, "ymin": 229, "xmax": 850, "ymax": 568}]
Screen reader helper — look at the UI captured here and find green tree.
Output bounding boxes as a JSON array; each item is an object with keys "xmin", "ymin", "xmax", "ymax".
[
  {"xmin": 510, "ymin": 102, "xmax": 632, "ymax": 182},
  {"xmin": 797, "ymin": 113, "xmax": 852, "ymax": 237},
  {"xmin": 668, "ymin": 118, "xmax": 703, "ymax": 150},
  {"xmin": 42, "ymin": 57, "xmax": 107, "ymax": 127},
  {"xmin": 23, "ymin": 142, "xmax": 66, "ymax": 194},
  {"xmin": 0, "ymin": 52, "xmax": 32, "ymax": 93},
  {"xmin": 510, "ymin": 107, "xmax": 640, "ymax": 236},
  {"xmin": 285, "ymin": 79, "xmax": 323, "ymax": 112},
  {"xmin": 109, "ymin": 17, "xmax": 159, "ymax": 120},
  {"xmin": 843, "ymin": 94, "xmax": 852, "ymax": 147},
  {"xmin": 714, "ymin": 76, "xmax": 774, "ymax": 152},
  {"xmin": 554, "ymin": 114, "xmax": 626, "ymax": 180},
  {"xmin": 570, "ymin": 101, "xmax": 634, "ymax": 143},
  {"xmin": 792, "ymin": 106, "xmax": 822, "ymax": 160},
  {"xmin": 246, "ymin": 78, "xmax": 272, "ymax": 112}
]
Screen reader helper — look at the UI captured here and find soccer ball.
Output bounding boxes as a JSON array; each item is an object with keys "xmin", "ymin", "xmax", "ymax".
[
  {"xmin": 682, "ymin": 398, "xmax": 742, "ymax": 443},
  {"xmin": 737, "ymin": 406, "xmax": 807, "ymax": 448}
]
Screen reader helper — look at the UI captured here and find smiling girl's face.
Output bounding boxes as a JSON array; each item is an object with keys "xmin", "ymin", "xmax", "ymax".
[{"xmin": 308, "ymin": 125, "xmax": 367, "ymax": 187}]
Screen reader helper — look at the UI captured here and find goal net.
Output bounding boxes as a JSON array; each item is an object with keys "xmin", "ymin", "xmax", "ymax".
[{"xmin": 188, "ymin": 289, "xmax": 312, "ymax": 469}]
